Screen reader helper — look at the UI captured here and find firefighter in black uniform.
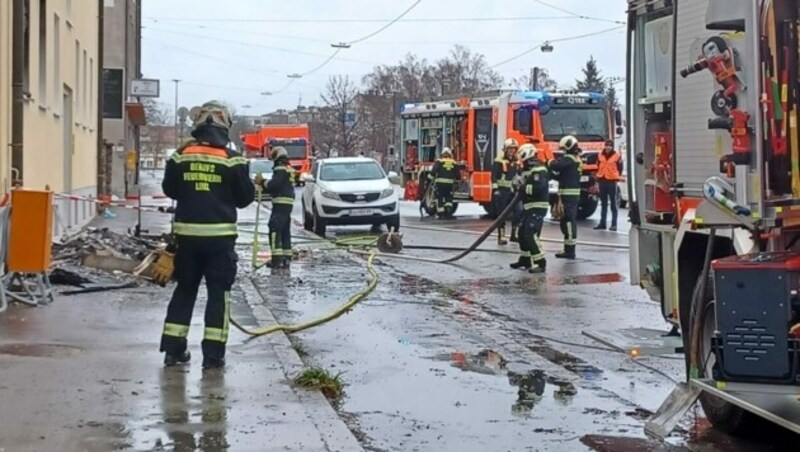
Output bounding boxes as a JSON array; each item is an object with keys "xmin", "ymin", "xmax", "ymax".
[
  {"xmin": 511, "ymin": 144, "xmax": 549, "ymax": 273},
  {"xmin": 492, "ymin": 138, "xmax": 519, "ymax": 244},
  {"xmin": 159, "ymin": 101, "xmax": 256, "ymax": 369},
  {"xmin": 428, "ymin": 147, "xmax": 458, "ymax": 218},
  {"xmin": 548, "ymin": 135, "xmax": 582, "ymax": 259},
  {"xmin": 256, "ymin": 146, "xmax": 295, "ymax": 268}
]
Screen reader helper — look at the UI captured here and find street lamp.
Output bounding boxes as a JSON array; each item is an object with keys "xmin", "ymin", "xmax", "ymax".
[
  {"xmin": 287, "ymin": 74, "xmax": 303, "ymax": 79},
  {"xmin": 331, "ymin": 42, "xmax": 351, "ymax": 49},
  {"xmin": 541, "ymin": 41, "xmax": 554, "ymax": 53}
]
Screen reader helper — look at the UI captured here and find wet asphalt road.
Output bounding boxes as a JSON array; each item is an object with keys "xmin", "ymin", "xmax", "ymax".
[{"xmin": 242, "ymin": 190, "xmax": 797, "ymax": 452}]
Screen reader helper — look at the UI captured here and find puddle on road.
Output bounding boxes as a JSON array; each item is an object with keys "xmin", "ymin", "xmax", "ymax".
[
  {"xmin": 441, "ymin": 349, "xmax": 508, "ymax": 375},
  {"xmin": 527, "ymin": 343, "xmax": 604, "ymax": 380},
  {"xmin": 548, "ymin": 273, "xmax": 624, "ymax": 286},
  {"xmin": 0, "ymin": 343, "xmax": 83, "ymax": 358}
]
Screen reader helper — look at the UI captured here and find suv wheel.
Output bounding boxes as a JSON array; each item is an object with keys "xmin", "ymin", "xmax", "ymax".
[
  {"xmin": 313, "ymin": 203, "xmax": 327, "ymax": 237},
  {"xmin": 303, "ymin": 198, "xmax": 313, "ymax": 231},
  {"xmin": 385, "ymin": 213, "xmax": 400, "ymax": 232}
]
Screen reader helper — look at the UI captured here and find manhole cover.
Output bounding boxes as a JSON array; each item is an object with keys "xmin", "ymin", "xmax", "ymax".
[{"xmin": 0, "ymin": 343, "xmax": 83, "ymax": 358}]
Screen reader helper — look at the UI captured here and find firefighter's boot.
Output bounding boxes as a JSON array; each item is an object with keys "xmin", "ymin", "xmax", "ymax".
[
  {"xmin": 497, "ymin": 227, "xmax": 508, "ymax": 245},
  {"xmin": 529, "ymin": 259, "xmax": 547, "ymax": 274},
  {"xmin": 555, "ymin": 245, "xmax": 576, "ymax": 260},
  {"xmin": 164, "ymin": 351, "xmax": 191, "ymax": 367},
  {"xmin": 510, "ymin": 227, "xmax": 519, "ymax": 243},
  {"xmin": 268, "ymin": 256, "xmax": 285, "ymax": 269},
  {"xmin": 202, "ymin": 357, "xmax": 225, "ymax": 370},
  {"xmin": 509, "ymin": 256, "xmax": 532, "ymax": 270}
]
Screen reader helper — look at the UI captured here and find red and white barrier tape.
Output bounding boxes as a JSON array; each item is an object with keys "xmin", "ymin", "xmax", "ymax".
[{"xmin": 53, "ymin": 193, "xmax": 173, "ymax": 214}]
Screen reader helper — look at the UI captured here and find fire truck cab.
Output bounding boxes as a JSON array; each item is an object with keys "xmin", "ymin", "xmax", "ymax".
[{"xmin": 400, "ymin": 90, "xmax": 615, "ymax": 219}]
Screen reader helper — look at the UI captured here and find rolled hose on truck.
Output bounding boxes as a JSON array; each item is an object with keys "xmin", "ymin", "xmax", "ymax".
[{"xmin": 229, "ymin": 193, "xmax": 523, "ymax": 337}]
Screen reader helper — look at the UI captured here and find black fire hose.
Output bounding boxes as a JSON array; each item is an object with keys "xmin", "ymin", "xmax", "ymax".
[
  {"xmin": 688, "ymin": 227, "xmax": 717, "ymax": 379},
  {"xmin": 351, "ymin": 192, "xmax": 522, "ymax": 264}
]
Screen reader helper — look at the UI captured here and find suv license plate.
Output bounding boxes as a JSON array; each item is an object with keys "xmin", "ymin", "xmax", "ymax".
[{"xmin": 351, "ymin": 209, "xmax": 373, "ymax": 216}]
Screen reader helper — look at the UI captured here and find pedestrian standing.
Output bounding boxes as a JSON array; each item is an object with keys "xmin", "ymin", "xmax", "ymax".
[
  {"xmin": 159, "ymin": 101, "xmax": 256, "ymax": 370},
  {"xmin": 594, "ymin": 140, "xmax": 622, "ymax": 231},
  {"xmin": 510, "ymin": 144, "xmax": 549, "ymax": 273},
  {"xmin": 492, "ymin": 139, "xmax": 520, "ymax": 245},
  {"xmin": 256, "ymin": 147, "xmax": 295, "ymax": 268}
]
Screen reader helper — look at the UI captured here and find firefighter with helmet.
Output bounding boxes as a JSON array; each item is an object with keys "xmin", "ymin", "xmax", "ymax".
[
  {"xmin": 511, "ymin": 144, "xmax": 549, "ymax": 273},
  {"xmin": 492, "ymin": 138, "xmax": 520, "ymax": 244},
  {"xmin": 548, "ymin": 135, "xmax": 582, "ymax": 259},
  {"xmin": 158, "ymin": 100, "xmax": 256, "ymax": 370},
  {"xmin": 428, "ymin": 147, "xmax": 458, "ymax": 218},
  {"xmin": 256, "ymin": 146, "xmax": 296, "ymax": 268}
]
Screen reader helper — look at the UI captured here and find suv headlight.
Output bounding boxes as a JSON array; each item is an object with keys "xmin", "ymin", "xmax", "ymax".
[
  {"xmin": 321, "ymin": 190, "xmax": 341, "ymax": 201},
  {"xmin": 380, "ymin": 187, "xmax": 394, "ymax": 199}
]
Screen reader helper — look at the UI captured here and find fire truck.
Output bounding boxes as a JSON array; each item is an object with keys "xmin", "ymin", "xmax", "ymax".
[
  {"xmin": 399, "ymin": 90, "xmax": 619, "ymax": 219},
  {"xmin": 241, "ymin": 124, "xmax": 313, "ymax": 185},
  {"xmin": 587, "ymin": 0, "xmax": 800, "ymax": 438}
]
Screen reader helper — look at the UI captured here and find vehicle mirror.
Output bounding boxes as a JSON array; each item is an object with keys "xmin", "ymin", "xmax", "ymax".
[
  {"xmin": 387, "ymin": 171, "xmax": 399, "ymax": 178},
  {"xmin": 305, "ymin": 174, "xmax": 315, "ymax": 183},
  {"xmin": 539, "ymin": 104, "xmax": 551, "ymax": 115},
  {"xmin": 615, "ymin": 108, "xmax": 623, "ymax": 126},
  {"xmin": 515, "ymin": 108, "xmax": 533, "ymax": 135}
]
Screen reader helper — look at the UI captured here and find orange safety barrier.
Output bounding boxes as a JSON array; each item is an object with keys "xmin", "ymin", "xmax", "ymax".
[
  {"xmin": 404, "ymin": 180, "xmax": 419, "ymax": 201},
  {"xmin": 8, "ymin": 189, "xmax": 53, "ymax": 273}
]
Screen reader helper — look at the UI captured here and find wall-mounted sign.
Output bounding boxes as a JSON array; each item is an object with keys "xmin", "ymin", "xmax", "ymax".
[{"xmin": 131, "ymin": 78, "xmax": 160, "ymax": 98}]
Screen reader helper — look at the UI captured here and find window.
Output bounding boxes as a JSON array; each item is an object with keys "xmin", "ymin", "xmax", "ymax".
[
  {"xmin": 320, "ymin": 162, "xmax": 385, "ymax": 182},
  {"xmin": 89, "ymin": 58, "xmax": 94, "ymax": 119},
  {"xmin": 82, "ymin": 50, "xmax": 87, "ymax": 120},
  {"xmin": 38, "ymin": 0, "xmax": 47, "ymax": 105},
  {"xmin": 74, "ymin": 40, "xmax": 80, "ymax": 118},
  {"xmin": 53, "ymin": 14, "xmax": 60, "ymax": 111},
  {"xmin": 540, "ymin": 107, "xmax": 609, "ymax": 142}
]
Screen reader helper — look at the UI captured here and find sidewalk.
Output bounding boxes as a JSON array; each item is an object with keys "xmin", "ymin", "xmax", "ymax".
[{"xmin": 0, "ymin": 200, "xmax": 361, "ymax": 451}]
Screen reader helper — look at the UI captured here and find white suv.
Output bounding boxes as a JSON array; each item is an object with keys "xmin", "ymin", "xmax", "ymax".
[{"xmin": 302, "ymin": 157, "xmax": 400, "ymax": 236}]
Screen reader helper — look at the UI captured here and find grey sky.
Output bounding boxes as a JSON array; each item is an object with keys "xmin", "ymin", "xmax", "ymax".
[{"xmin": 142, "ymin": 0, "xmax": 628, "ymax": 115}]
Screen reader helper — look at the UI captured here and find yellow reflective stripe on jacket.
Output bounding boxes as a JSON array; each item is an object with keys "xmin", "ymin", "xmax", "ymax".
[
  {"xmin": 524, "ymin": 202, "xmax": 550, "ymax": 210},
  {"xmin": 496, "ymin": 180, "xmax": 513, "ymax": 188},
  {"xmin": 435, "ymin": 178, "xmax": 454, "ymax": 184},
  {"xmin": 559, "ymin": 188, "xmax": 581, "ymax": 196},
  {"xmin": 163, "ymin": 322, "xmax": 190, "ymax": 338},
  {"xmin": 170, "ymin": 153, "xmax": 247, "ymax": 167},
  {"xmin": 272, "ymin": 197, "xmax": 295, "ymax": 205},
  {"xmin": 174, "ymin": 222, "xmax": 238, "ymax": 237}
]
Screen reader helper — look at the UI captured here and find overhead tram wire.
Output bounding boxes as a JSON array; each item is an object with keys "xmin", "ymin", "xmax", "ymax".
[
  {"xmin": 531, "ymin": 0, "xmax": 626, "ymax": 25},
  {"xmin": 345, "ymin": 0, "xmax": 422, "ymax": 45},
  {"xmin": 144, "ymin": 15, "xmax": 578, "ymax": 24},
  {"xmin": 490, "ymin": 26, "xmax": 625, "ymax": 68}
]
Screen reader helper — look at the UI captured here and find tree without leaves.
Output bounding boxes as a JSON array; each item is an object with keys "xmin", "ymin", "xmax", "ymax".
[
  {"xmin": 435, "ymin": 45, "xmax": 503, "ymax": 97},
  {"xmin": 509, "ymin": 67, "xmax": 559, "ymax": 91},
  {"xmin": 319, "ymin": 75, "xmax": 365, "ymax": 155}
]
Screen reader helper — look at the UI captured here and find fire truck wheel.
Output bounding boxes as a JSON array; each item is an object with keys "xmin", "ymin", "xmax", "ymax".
[
  {"xmin": 482, "ymin": 203, "xmax": 499, "ymax": 219},
  {"xmin": 577, "ymin": 197, "xmax": 598, "ymax": 220}
]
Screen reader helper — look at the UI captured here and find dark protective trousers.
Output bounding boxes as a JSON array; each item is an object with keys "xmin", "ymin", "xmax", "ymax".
[
  {"xmin": 493, "ymin": 189, "xmax": 514, "ymax": 226},
  {"xmin": 560, "ymin": 196, "xmax": 579, "ymax": 248},
  {"xmin": 435, "ymin": 182, "xmax": 454, "ymax": 216},
  {"xmin": 520, "ymin": 208, "xmax": 547, "ymax": 263},
  {"xmin": 269, "ymin": 205, "xmax": 293, "ymax": 262},
  {"xmin": 598, "ymin": 180, "xmax": 618, "ymax": 227},
  {"xmin": 160, "ymin": 237, "xmax": 238, "ymax": 360}
]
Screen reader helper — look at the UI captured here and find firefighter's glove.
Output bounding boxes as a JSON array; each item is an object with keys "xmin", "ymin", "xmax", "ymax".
[
  {"xmin": 254, "ymin": 174, "xmax": 266, "ymax": 189},
  {"xmin": 512, "ymin": 175, "xmax": 524, "ymax": 190},
  {"xmin": 151, "ymin": 250, "xmax": 175, "ymax": 287}
]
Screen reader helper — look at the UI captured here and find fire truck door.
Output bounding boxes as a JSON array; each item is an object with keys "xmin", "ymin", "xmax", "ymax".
[{"xmin": 473, "ymin": 108, "xmax": 496, "ymax": 172}]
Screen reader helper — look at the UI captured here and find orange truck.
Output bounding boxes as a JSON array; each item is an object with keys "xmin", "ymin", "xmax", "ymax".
[
  {"xmin": 241, "ymin": 124, "xmax": 313, "ymax": 185},
  {"xmin": 400, "ymin": 90, "xmax": 621, "ymax": 219}
]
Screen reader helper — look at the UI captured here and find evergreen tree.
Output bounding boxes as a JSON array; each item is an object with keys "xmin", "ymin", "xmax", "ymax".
[
  {"xmin": 606, "ymin": 82, "xmax": 619, "ymax": 109},
  {"xmin": 575, "ymin": 56, "xmax": 606, "ymax": 93}
]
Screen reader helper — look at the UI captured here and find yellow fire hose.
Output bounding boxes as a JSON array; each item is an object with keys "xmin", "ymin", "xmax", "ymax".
[{"xmin": 232, "ymin": 189, "xmax": 379, "ymax": 337}]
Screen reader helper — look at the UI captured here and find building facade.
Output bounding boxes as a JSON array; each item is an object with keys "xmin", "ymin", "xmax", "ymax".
[
  {"xmin": 11, "ymin": 0, "xmax": 102, "ymax": 237},
  {"xmin": 103, "ymin": 0, "xmax": 141, "ymax": 197}
]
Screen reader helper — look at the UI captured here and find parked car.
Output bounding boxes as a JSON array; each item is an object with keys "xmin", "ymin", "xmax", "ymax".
[{"xmin": 301, "ymin": 157, "xmax": 400, "ymax": 237}]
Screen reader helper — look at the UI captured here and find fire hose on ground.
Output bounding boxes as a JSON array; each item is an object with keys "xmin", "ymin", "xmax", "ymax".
[{"xmin": 229, "ymin": 192, "xmax": 524, "ymax": 337}]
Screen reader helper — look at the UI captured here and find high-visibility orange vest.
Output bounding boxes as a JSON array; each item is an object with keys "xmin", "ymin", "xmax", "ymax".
[{"xmin": 597, "ymin": 151, "xmax": 622, "ymax": 181}]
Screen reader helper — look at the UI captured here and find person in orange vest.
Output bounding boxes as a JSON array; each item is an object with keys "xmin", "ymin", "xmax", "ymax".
[{"xmin": 594, "ymin": 140, "xmax": 623, "ymax": 231}]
